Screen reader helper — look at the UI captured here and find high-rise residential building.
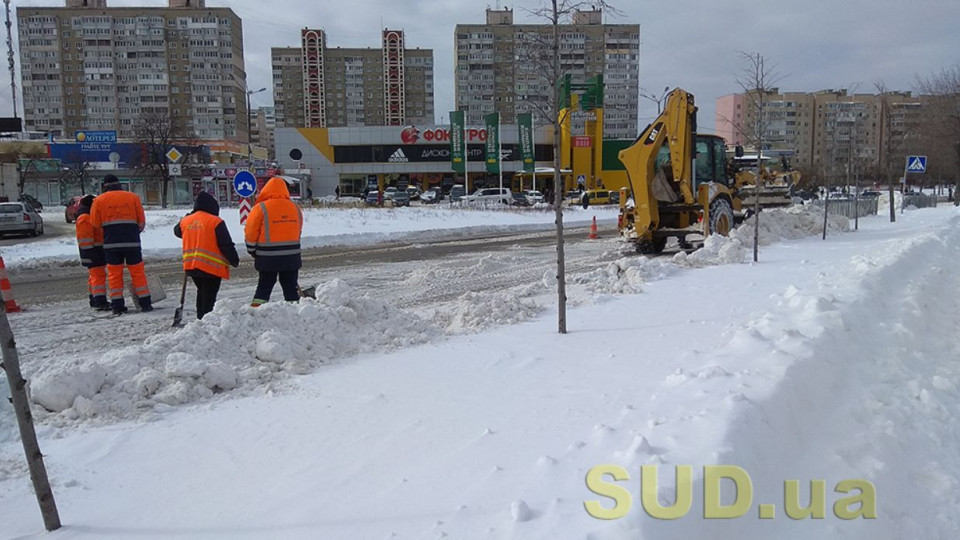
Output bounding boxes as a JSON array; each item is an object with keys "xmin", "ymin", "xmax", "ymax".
[
  {"xmin": 251, "ymin": 106, "xmax": 276, "ymax": 159},
  {"xmin": 717, "ymin": 89, "xmax": 923, "ymax": 176},
  {"xmin": 454, "ymin": 8, "xmax": 640, "ymax": 139},
  {"xmin": 17, "ymin": 0, "xmax": 247, "ymax": 141},
  {"xmin": 272, "ymin": 29, "xmax": 434, "ymax": 129}
]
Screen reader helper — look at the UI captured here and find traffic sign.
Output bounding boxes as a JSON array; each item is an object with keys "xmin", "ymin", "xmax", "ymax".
[
  {"xmin": 167, "ymin": 164, "xmax": 182, "ymax": 176},
  {"xmin": 238, "ymin": 198, "xmax": 253, "ymax": 225},
  {"xmin": 166, "ymin": 147, "xmax": 182, "ymax": 163},
  {"xmin": 906, "ymin": 156, "xmax": 927, "ymax": 173},
  {"xmin": 233, "ymin": 170, "xmax": 257, "ymax": 198}
]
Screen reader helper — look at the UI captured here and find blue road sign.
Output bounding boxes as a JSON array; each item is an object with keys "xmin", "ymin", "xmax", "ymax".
[
  {"xmin": 233, "ymin": 170, "xmax": 257, "ymax": 198},
  {"xmin": 906, "ymin": 156, "xmax": 927, "ymax": 173}
]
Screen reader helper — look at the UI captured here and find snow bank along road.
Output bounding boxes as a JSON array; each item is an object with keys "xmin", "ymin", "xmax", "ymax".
[{"xmin": 2, "ymin": 206, "xmax": 959, "ymax": 539}]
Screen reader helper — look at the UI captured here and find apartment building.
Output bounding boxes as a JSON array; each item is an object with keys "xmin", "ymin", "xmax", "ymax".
[
  {"xmin": 716, "ymin": 89, "xmax": 923, "ymax": 175},
  {"xmin": 272, "ymin": 29, "xmax": 434, "ymax": 129},
  {"xmin": 17, "ymin": 0, "xmax": 247, "ymax": 141},
  {"xmin": 251, "ymin": 106, "xmax": 276, "ymax": 159},
  {"xmin": 454, "ymin": 8, "xmax": 640, "ymax": 139}
]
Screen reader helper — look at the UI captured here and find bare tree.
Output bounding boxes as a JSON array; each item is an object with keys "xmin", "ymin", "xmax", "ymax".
[
  {"xmin": 914, "ymin": 65, "xmax": 960, "ymax": 205},
  {"xmin": 517, "ymin": 0, "xmax": 621, "ymax": 334},
  {"xmin": 0, "ymin": 142, "xmax": 48, "ymax": 198},
  {"xmin": 133, "ymin": 109, "xmax": 196, "ymax": 208},
  {"xmin": 58, "ymin": 147, "xmax": 96, "ymax": 200},
  {"xmin": 736, "ymin": 52, "xmax": 783, "ymax": 261}
]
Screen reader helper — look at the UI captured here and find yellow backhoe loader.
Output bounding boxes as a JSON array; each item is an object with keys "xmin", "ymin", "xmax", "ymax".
[{"xmin": 617, "ymin": 88, "xmax": 794, "ymax": 254}]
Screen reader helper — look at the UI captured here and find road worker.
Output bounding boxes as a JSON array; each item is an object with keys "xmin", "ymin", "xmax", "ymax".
[
  {"xmin": 89, "ymin": 174, "xmax": 152, "ymax": 314},
  {"xmin": 244, "ymin": 176, "xmax": 304, "ymax": 306},
  {"xmin": 74, "ymin": 194, "xmax": 109, "ymax": 310},
  {"xmin": 174, "ymin": 191, "xmax": 240, "ymax": 319}
]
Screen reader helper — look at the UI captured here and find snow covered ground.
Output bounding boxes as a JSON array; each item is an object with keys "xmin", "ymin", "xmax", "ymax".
[
  {"xmin": 0, "ymin": 201, "xmax": 620, "ymax": 270},
  {"xmin": 2, "ymin": 202, "xmax": 959, "ymax": 539}
]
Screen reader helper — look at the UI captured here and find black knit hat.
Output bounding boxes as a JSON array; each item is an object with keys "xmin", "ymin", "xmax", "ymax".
[
  {"xmin": 79, "ymin": 194, "xmax": 95, "ymax": 209},
  {"xmin": 102, "ymin": 174, "xmax": 120, "ymax": 187}
]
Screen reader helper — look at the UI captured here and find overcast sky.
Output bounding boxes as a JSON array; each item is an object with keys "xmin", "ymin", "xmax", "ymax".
[{"xmin": 6, "ymin": 0, "xmax": 959, "ymax": 135}]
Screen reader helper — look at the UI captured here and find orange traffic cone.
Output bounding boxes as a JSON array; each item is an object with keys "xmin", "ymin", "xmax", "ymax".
[
  {"xmin": 0, "ymin": 256, "xmax": 21, "ymax": 313},
  {"xmin": 588, "ymin": 216, "xmax": 600, "ymax": 239}
]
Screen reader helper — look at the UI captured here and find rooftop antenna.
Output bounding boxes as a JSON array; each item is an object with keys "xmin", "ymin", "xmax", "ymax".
[{"xmin": 3, "ymin": 0, "xmax": 16, "ymax": 119}]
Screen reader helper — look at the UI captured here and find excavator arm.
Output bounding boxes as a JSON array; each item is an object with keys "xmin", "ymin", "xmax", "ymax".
[{"xmin": 618, "ymin": 89, "xmax": 698, "ymax": 240}]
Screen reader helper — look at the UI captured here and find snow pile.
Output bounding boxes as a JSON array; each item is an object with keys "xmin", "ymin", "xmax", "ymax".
[
  {"xmin": 571, "ymin": 255, "xmax": 679, "ymax": 294},
  {"xmin": 675, "ymin": 204, "xmax": 850, "ymax": 266},
  {"xmin": 436, "ymin": 290, "xmax": 542, "ymax": 333},
  {"xmin": 28, "ymin": 279, "xmax": 437, "ymax": 420}
]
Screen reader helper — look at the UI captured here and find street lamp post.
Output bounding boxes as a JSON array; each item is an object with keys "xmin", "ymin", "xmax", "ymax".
[
  {"xmin": 640, "ymin": 86, "xmax": 670, "ymax": 115},
  {"xmin": 246, "ymin": 87, "xmax": 267, "ymax": 166}
]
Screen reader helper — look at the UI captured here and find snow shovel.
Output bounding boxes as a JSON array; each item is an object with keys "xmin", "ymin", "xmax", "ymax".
[
  {"xmin": 172, "ymin": 273, "xmax": 188, "ymax": 327},
  {"xmin": 298, "ymin": 284, "xmax": 317, "ymax": 299}
]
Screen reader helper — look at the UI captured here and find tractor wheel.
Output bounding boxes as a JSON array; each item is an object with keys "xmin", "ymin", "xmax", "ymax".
[{"xmin": 708, "ymin": 197, "xmax": 734, "ymax": 236}]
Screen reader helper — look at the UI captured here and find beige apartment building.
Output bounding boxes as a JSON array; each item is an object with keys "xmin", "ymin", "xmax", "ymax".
[
  {"xmin": 272, "ymin": 29, "xmax": 434, "ymax": 130},
  {"xmin": 454, "ymin": 8, "xmax": 640, "ymax": 139},
  {"xmin": 717, "ymin": 89, "xmax": 924, "ymax": 178},
  {"xmin": 17, "ymin": 0, "xmax": 247, "ymax": 141}
]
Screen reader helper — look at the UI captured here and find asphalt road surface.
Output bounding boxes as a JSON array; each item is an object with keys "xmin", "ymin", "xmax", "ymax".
[
  {"xmin": 0, "ymin": 211, "xmax": 73, "ymax": 247},
  {"xmin": 7, "ymin": 225, "xmax": 599, "ymax": 306}
]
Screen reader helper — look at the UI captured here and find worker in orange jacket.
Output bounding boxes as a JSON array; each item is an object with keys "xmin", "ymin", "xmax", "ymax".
[
  {"xmin": 74, "ymin": 194, "xmax": 110, "ymax": 310},
  {"xmin": 174, "ymin": 191, "xmax": 240, "ymax": 319},
  {"xmin": 244, "ymin": 177, "xmax": 303, "ymax": 306},
  {"xmin": 90, "ymin": 174, "xmax": 152, "ymax": 315}
]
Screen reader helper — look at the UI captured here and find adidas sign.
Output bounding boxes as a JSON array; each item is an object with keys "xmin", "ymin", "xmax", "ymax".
[{"xmin": 388, "ymin": 148, "xmax": 408, "ymax": 163}]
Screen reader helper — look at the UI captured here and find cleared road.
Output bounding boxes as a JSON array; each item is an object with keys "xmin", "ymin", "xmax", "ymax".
[{"xmin": 7, "ymin": 225, "xmax": 600, "ymax": 306}]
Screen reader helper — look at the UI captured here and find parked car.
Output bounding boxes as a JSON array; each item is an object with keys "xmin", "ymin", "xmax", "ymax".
[
  {"xmin": 421, "ymin": 188, "xmax": 443, "ymax": 204},
  {"xmin": 449, "ymin": 184, "xmax": 467, "ymax": 202},
  {"xmin": 510, "ymin": 192, "xmax": 531, "ymax": 206},
  {"xmin": 578, "ymin": 189, "xmax": 615, "ymax": 208},
  {"xmin": 19, "ymin": 193, "xmax": 43, "ymax": 212},
  {"xmin": 462, "ymin": 187, "xmax": 512, "ymax": 205},
  {"xmin": 405, "ymin": 186, "xmax": 422, "ymax": 200},
  {"xmin": 391, "ymin": 191, "xmax": 411, "ymax": 207},
  {"xmin": 860, "ymin": 190, "xmax": 881, "ymax": 198},
  {"xmin": 384, "ymin": 186, "xmax": 398, "ymax": 200},
  {"xmin": 65, "ymin": 195, "xmax": 84, "ymax": 223},
  {"xmin": 0, "ymin": 201, "xmax": 44, "ymax": 237},
  {"xmin": 523, "ymin": 190, "xmax": 544, "ymax": 205},
  {"xmin": 364, "ymin": 191, "xmax": 381, "ymax": 206}
]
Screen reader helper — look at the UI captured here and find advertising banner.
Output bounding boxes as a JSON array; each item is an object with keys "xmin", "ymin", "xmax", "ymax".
[
  {"xmin": 484, "ymin": 112, "xmax": 500, "ymax": 174},
  {"xmin": 518, "ymin": 113, "xmax": 535, "ymax": 173},
  {"xmin": 449, "ymin": 111, "xmax": 466, "ymax": 174}
]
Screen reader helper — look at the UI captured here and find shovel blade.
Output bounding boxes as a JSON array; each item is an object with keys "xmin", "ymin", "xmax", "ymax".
[{"xmin": 172, "ymin": 307, "xmax": 183, "ymax": 327}]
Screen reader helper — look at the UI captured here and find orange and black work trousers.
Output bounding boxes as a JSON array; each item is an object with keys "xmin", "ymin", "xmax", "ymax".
[
  {"xmin": 88, "ymin": 265, "xmax": 107, "ymax": 307},
  {"xmin": 105, "ymin": 247, "xmax": 150, "ymax": 309}
]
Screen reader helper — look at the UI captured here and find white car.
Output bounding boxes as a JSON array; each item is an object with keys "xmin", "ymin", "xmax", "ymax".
[
  {"xmin": 0, "ymin": 201, "xmax": 44, "ymax": 237},
  {"xmin": 384, "ymin": 186, "xmax": 398, "ymax": 200},
  {"xmin": 523, "ymin": 190, "xmax": 544, "ymax": 205},
  {"xmin": 461, "ymin": 187, "xmax": 512, "ymax": 205}
]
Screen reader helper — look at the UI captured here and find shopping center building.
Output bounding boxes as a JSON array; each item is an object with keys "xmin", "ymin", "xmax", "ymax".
[{"xmin": 274, "ymin": 124, "xmax": 565, "ymax": 198}]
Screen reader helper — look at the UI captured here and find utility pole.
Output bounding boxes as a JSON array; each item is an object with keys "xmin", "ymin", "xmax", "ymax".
[
  {"xmin": 640, "ymin": 86, "xmax": 670, "ymax": 116},
  {"xmin": 4, "ymin": 0, "xmax": 16, "ymax": 119}
]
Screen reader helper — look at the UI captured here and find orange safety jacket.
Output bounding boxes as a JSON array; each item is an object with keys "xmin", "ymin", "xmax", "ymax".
[
  {"xmin": 180, "ymin": 211, "xmax": 231, "ymax": 279},
  {"xmin": 75, "ymin": 212, "xmax": 105, "ymax": 268},
  {"xmin": 244, "ymin": 177, "xmax": 303, "ymax": 272},
  {"xmin": 89, "ymin": 188, "xmax": 146, "ymax": 250}
]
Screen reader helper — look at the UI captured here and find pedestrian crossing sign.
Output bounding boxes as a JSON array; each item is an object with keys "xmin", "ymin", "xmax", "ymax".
[{"xmin": 906, "ymin": 156, "xmax": 927, "ymax": 173}]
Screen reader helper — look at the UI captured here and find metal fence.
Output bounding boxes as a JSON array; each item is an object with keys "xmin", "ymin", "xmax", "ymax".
[
  {"xmin": 808, "ymin": 198, "xmax": 880, "ymax": 219},
  {"xmin": 902, "ymin": 193, "xmax": 939, "ymax": 209}
]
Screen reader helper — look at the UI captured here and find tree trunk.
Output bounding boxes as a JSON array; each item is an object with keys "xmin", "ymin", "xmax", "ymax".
[
  {"xmin": 551, "ymin": 1, "xmax": 567, "ymax": 334},
  {"xmin": 0, "ymin": 308, "xmax": 61, "ymax": 531}
]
